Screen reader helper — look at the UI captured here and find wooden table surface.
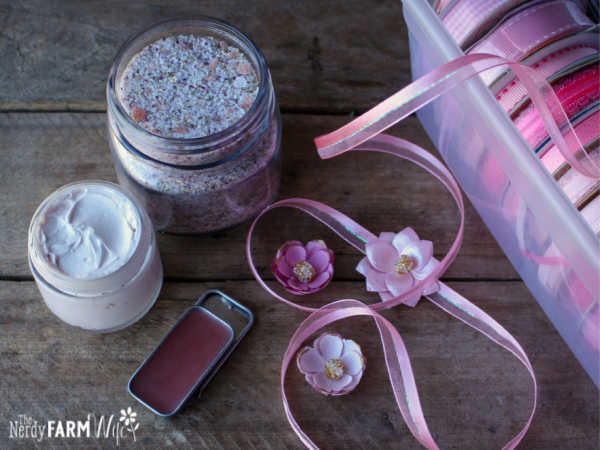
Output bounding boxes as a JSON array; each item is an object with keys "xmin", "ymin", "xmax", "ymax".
[{"xmin": 1, "ymin": 1, "xmax": 598, "ymax": 448}]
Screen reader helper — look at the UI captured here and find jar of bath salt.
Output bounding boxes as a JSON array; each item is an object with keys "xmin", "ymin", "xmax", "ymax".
[
  {"xmin": 28, "ymin": 181, "xmax": 163, "ymax": 332},
  {"xmin": 106, "ymin": 18, "xmax": 282, "ymax": 233}
]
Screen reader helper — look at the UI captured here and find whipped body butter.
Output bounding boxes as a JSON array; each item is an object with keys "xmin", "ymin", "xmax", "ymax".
[
  {"xmin": 28, "ymin": 181, "xmax": 163, "ymax": 332},
  {"xmin": 106, "ymin": 18, "xmax": 282, "ymax": 233}
]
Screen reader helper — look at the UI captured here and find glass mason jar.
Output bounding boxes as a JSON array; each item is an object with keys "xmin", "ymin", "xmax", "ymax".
[
  {"xmin": 106, "ymin": 18, "xmax": 282, "ymax": 234},
  {"xmin": 28, "ymin": 181, "xmax": 163, "ymax": 333}
]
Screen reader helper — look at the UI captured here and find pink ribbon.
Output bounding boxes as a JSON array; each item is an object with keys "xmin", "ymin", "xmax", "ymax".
[
  {"xmin": 246, "ymin": 134, "xmax": 537, "ymax": 448},
  {"xmin": 243, "ymin": 50, "xmax": 600, "ymax": 448},
  {"xmin": 314, "ymin": 53, "xmax": 600, "ymax": 178}
]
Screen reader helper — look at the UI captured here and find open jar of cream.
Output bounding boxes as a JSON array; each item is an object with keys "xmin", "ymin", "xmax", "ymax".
[
  {"xmin": 28, "ymin": 181, "xmax": 163, "ymax": 332},
  {"xmin": 106, "ymin": 18, "xmax": 282, "ymax": 233}
]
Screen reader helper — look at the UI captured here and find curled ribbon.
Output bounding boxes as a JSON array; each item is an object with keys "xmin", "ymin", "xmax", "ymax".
[
  {"xmin": 243, "ymin": 52, "xmax": 600, "ymax": 447},
  {"xmin": 247, "ymin": 137, "xmax": 537, "ymax": 448}
]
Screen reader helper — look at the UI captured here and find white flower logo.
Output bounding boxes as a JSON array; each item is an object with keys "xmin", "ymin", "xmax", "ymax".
[{"xmin": 119, "ymin": 406, "xmax": 139, "ymax": 438}]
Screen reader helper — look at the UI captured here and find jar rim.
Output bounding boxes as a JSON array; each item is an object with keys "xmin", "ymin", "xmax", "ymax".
[
  {"xmin": 106, "ymin": 17, "xmax": 271, "ymax": 154},
  {"xmin": 28, "ymin": 180, "xmax": 151, "ymax": 295}
]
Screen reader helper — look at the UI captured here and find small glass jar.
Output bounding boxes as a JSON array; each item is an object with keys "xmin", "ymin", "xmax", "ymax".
[
  {"xmin": 106, "ymin": 18, "xmax": 282, "ymax": 234},
  {"xmin": 28, "ymin": 181, "xmax": 163, "ymax": 333}
]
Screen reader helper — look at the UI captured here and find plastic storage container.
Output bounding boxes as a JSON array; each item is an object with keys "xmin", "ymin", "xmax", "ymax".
[{"xmin": 403, "ymin": 0, "xmax": 599, "ymax": 385}]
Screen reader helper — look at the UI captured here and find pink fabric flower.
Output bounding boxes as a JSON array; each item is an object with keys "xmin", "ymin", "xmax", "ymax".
[
  {"xmin": 273, "ymin": 240, "xmax": 334, "ymax": 295},
  {"xmin": 356, "ymin": 228, "xmax": 439, "ymax": 306},
  {"xmin": 297, "ymin": 332, "xmax": 366, "ymax": 396}
]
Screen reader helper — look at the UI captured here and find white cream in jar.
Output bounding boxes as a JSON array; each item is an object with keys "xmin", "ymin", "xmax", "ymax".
[{"xmin": 28, "ymin": 181, "xmax": 163, "ymax": 332}]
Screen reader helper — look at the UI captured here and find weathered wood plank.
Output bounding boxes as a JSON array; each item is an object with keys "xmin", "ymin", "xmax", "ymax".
[
  {"xmin": 1, "ymin": 0, "xmax": 410, "ymax": 112},
  {"xmin": 0, "ymin": 280, "xmax": 596, "ymax": 448},
  {"xmin": 0, "ymin": 113, "xmax": 517, "ymax": 280}
]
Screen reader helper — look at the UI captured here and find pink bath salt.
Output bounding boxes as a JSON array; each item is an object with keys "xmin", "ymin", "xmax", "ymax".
[
  {"xmin": 131, "ymin": 107, "xmax": 148, "ymax": 123},
  {"xmin": 118, "ymin": 34, "xmax": 259, "ymax": 139},
  {"xmin": 236, "ymin": 62, "xmax": 253, "ymax": 75},
  {"xmin": 240, "ymin": 95, "xmax": 253, "ymax": 110}
]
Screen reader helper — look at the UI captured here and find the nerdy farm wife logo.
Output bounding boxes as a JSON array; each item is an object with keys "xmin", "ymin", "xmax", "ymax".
[{"xmin": 8, "ymin": 407, "xmax": 140, "ymax": 446}]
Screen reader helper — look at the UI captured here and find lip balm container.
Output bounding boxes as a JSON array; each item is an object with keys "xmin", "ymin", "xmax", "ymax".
[
  {"xmin": 28, "ymin": 180, "xmax": 163, "ymax": 332},
  {"xmin": 128, "ymin": 290, "xmax": 253, "ymax": 416}
]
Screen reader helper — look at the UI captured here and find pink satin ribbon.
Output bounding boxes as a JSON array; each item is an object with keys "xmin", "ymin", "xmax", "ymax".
[
  {"xmin": 541, "ymin": 110, "xmax": 600, "ymax": 174},
  {"xmin": 467, "ymin": 0, "xmax": 592, "ymax": 86},
  {"xmin": 495, "ymin": 45, "xmax": 598, "ymax": 114},
  {"xmin": 314, "ymin": 53, "xmax": 600, "ymax": 178},
  {"xmin": 513, "ymin": 65, "xmax": 600, "ymax": 152},
  {"xmin": 246, "ymin": 134, "xmax": 537, "ymax": 448},
  {"xmin": 442, "ymin": 0, "xmax": 528, "ymax": 47},
  {"xmin": 245, "ymin": 47, "xmax": 600, "ymax": 448}
]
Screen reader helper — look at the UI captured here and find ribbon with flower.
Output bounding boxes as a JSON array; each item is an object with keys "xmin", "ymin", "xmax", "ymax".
[{"xmin": 245, "ymin": 53, "xmax": 553, "ymax": 450}]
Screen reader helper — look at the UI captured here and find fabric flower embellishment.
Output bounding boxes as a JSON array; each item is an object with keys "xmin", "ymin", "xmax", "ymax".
[
  {"xmin": 273, "ymin": 240, "xmax": 334, "ymax": 295},
  {"xmin": 356, "ymin": 227, "xmax": 439, "ymax": 306},
  {"xmin": 297, "ymin": 332, "xmax": 366, "ymax": 396}
]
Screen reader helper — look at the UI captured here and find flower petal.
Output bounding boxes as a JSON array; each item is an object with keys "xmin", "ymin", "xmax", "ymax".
[
  {"xmin": 412, "ymin": 257, "xmax": 438, "ymax": 280},
  {"xmin": 307, "ymin": 249, "xmax": 331, "ymax": 273},
  {"xmin": 385, "ymin": 272, "xmax": 414, "ymax": 296},
  {"xmin": 277, "ymin": 241, "xmax": 302, "ymax": 258},
  {"xmin": 392, "ymin": 227, "xmax": 419, "ymax": 253},
  {"xmin": 308, "ymin": 270, "xmax": 331, "ymax": 289},
  {"xmin": 342, "ymin": 374, "xmax": 363, "ymax": 394},
  {"xmin": 341, "ymin": 350, "xmax": 364, "ymax": 375},
  {"xmin": 365, "ymin": 240, "xmax": 398, "ymax": 273},
  {"xmin": 297, "ymin": 347, "xmax": 325, "ymax": 374},
  {"xmin": 379, "ymin": 290, "xmax": 396, "ymax": 301},
  {"xmin": 402, "ymin": 240, "xmax": 433, "ymax": 268},
  {"xmin": 312, "ymin": 372, "xmax": 333, "ymax": 393},
  {"xmin": 379, "ymin": 232, "xmax": 396, "ymax": 242},
  {"xmin": 316, "ymin": 333, "xmax": 343, "ymax": 359},
  {"xmin": 285, "ymin": 245, "xmax": 307, "ymax": 266},
  {"xmin": 306, "ymin": 240, "xmax": 327, "ymax": 257},
  {"xmin": 275, "ymin": 256, "xmax": 293, "ymax": 278},
  {"xmin": 403, "ymin": 294, "xmax": 422, "ymax": 307},
  {"xmin": 343, "ymin": 339, "xmax": 362, "ymax": 355},
  {"xmin": 364, "ymin": 265, "xmax": 387, "ymax": 292},
  {"xmin": 288, "ymin": 278, "xmax": 310, "ymax": 291},
  {"xmin": 355, "ymin": 257, "xmax": 370, "ymax": 276},
  {"xmin": 329, "ymin": 374, "xmax": 353, "ymax": 394}
]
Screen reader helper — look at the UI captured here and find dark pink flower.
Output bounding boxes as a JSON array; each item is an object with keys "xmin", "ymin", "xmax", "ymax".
[{"xmin": 272, "ymin": 240, "xmax": 334, "ymax": 295}]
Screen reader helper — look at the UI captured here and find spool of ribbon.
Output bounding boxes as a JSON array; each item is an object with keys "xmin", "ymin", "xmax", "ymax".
[{"xmin": 467, "ymin": 0, "xmax": 593, "ymax": 86}]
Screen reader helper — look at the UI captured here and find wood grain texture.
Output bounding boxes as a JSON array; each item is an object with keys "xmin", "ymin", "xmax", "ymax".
[
  {"xmin": 0, "ymin": 112, "xmax": 517, "ymax": 281},
  {"xmin": 1, "ymin": 0, "xmax": 410, "ymax": 112},
  {"xmin": 0, "ymin": 280, "xmax": 597, "ymax": 449}
]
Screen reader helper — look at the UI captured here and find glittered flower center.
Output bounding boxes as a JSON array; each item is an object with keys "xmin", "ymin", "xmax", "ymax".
[
  {"xmin": 395, "ymin": 254, "xmax": 417, "ymax": 274},
  {"xmin": 324, "ymin": 358, "xmax": 345, "ymax": 380},
  {"xmin": 293, "ymin": 260, "xmax": 316, "ymax": 283}
]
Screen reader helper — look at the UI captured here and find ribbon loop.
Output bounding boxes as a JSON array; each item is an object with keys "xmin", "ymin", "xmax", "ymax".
[
  {"xmin": 246, "ymin": 133, "xmax": 537, "ymax": 448},
  {"xmin": 315, "ymin": 54, "xmax": 600, "ymax": 179}
]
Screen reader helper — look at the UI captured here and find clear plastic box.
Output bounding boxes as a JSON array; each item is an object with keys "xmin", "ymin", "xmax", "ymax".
[{"xmin": 402, "ymin": 0, "xmax": 599, "ymax": 386}]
